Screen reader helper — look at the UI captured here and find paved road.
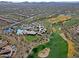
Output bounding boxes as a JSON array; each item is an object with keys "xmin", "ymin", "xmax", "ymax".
[{"xmin": 4, "ymin": 13, "xmax": 42, "ymax": 29}]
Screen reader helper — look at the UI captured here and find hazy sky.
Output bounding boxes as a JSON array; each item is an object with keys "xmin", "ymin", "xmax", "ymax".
[{"xmin": 0, "ymin": 0, "xmax": 79, "ymax": 2}]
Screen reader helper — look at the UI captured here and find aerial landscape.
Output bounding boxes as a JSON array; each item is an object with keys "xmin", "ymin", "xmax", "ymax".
[{"xmin": 0, "ymin": 1, "xmax": 79, "ymax": 58}]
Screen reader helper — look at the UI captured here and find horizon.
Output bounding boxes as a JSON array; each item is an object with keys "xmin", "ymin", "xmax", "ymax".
[{"xmin": 0, "ymin": 0, "xmax": 79, "ymax": 2}]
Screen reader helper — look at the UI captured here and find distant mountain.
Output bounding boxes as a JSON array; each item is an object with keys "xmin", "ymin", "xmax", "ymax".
[
  {"xmin": 0, "ymin": 1, "xmax": 79, "ymax": 6},
  {"xmin": 0, "ymin": 1, "xmax": 79, "ymax": 15}
]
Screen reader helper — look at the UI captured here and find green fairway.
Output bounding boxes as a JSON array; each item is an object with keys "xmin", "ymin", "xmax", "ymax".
[
  {"xmin": 64, "ymin": 19, "xmax": 79, "ymax": 27},
  {"xmin": 28, "ymin": 32, "xmax": 68, "ymax": 58},
  {"xmin": 28, "ymin": 45, "xmax": 46, "ymax": 58},
  {"xmin": 47, "ymin": 32, "xmax": 68, "ymax": 58}
]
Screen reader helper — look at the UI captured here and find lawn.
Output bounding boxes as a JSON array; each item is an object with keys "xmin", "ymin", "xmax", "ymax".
[
  {"xmin": 24, "ymin": 35, "xmax": 40, "ymax": 42},
  {"xmin": 28, "ymin": 32, "xmax": 68, "ymax": 58}
]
